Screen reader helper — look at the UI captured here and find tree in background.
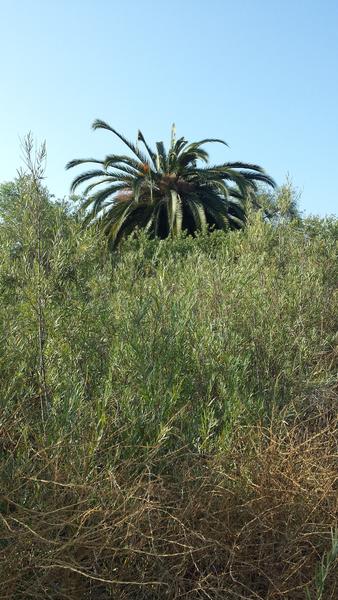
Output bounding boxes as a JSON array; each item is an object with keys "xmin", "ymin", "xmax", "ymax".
[
  {"xmin": 256, "ymin": 176, "xmax": 302, "ymax": 224},
  {"xmin": 67, "ymin": 121, "xmax": 275, "ymax": 249}
]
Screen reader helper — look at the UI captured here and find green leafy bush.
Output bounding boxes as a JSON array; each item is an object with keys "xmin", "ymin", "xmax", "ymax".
[{"xmin": 0, "ymin": 173, "xmax": 337, "ymax": 599}]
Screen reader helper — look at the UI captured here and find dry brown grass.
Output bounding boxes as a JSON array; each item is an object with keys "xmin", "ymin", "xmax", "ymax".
[{"xmin": 1, "ymin": 408, "xmax": 337, "ymax": 600}]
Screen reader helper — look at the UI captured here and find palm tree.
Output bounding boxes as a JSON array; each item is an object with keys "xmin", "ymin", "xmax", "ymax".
[{"xmin": 66, "ymin": 121, "xmax": 275, "ymax": 249}]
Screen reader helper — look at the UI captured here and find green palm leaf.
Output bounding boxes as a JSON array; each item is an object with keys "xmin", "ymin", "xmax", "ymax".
[
  {"xmin": 67, "ymin": 122, "xmax": 276, "ymax": 249},
  {"xmin": 92, "ymin": 119, "xmax": 149, "ymax": 164}
]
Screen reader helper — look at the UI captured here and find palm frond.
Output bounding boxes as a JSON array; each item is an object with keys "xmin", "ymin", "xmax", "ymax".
[
  {"xmin": 238, "ymin": 171, "xmax": 276, "ymax": 188},
  {"xmin": 137, "ymin": 130, "xmax": 157, "ymax": 168},
  {"xmin": 92, "ymin": 119, "xmax": 149, "ymax": 164},
  {"xmin": 97, "ymin": 200, "xmax": 133, "ymax": 235},
  {"xmin": 210, "ymin": 180, "xmax": 230, "ymax": 200},
  {"xmin": 93, "ymin": 171, "xmax": 135, "ymax": 185},
  {"xmin": 156, "ymin": 141, "xmax": 168, "ymax": 172},
  {"xmin": 174, "ymin": 137, "xmax": 188, "ymax": 155},
  {"xmin": 83, "ymin": 177, "xmax": 125, "ymax": 196},
  {"xmin": 204, "ymin": 205, "xmax": 229, "ymax": 229},
  {"xmin": 186, "ymin": 196, "xmax": 207, "ymax": 232},
  {"xmin": 112, "ymin": 205, "xmax": 155, "ymax": 248},
  {"xmin": 83, "ymin": 184, "xmax": 128, "ymax": 217},
  {"xmin": 178, "ymin": 150, "xmax": 209, "ymax": 169},
  {"xmin": 221, "ymin": 161, "xmax": 263, "ymax": 171},
  {"xmin": 103, "ymin": 154, "xmax": 143, "ymax": 171},
  {"xmin": 132, "ymin": 177, "xmax": 145, "ymax": 203},
  {"xmin": 70, "ymin": 170, "xmax": 107, "ymax": 192},
  {"xmin": 168, "ymin": 190, "xmax": 183, "ymax": 234},
  {"xmin": 187, "ymin": 138, "xmax": 229, "ymax": 149},
  {"xmin": 66, "ymin": 158, "xmax": 103, "ymax": 170}
]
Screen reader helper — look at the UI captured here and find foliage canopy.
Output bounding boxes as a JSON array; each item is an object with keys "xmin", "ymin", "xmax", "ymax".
[{"xmin": 67, "ymin": 121, "xmax": 276, "ymax": 248}]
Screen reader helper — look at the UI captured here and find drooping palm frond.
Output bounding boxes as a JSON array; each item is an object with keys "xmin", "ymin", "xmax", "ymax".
[
  {"xmin": 137, "ymin": 130, "xmax": 157, "ymax": 168},
  {"xmin": 92, "ymin": 119, "xmax": 149, "ymax": 165},
  {"xmin": 67, "ymin": 121, "xmax": 276, "ymax": 249}
]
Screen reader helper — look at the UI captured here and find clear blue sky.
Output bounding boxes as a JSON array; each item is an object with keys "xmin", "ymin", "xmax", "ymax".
[{"xmin": 1, "ymin": 0, "xmax": 337, "ymax": 215}]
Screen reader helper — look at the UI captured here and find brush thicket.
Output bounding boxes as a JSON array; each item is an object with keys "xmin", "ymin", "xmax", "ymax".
[{"xmin": 0, "ymin": 176, "xmax": 337, "ymax": 598}]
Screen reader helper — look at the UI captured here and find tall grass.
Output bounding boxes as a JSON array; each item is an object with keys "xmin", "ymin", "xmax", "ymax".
[{"xmin": 0, "ymin": 178, "xmax": 337, "ymax": 598}]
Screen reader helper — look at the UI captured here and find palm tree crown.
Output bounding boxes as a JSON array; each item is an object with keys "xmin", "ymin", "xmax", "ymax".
[{"xmin": 66, "ymin": 120, "xmax": 276, "ymax": 249}]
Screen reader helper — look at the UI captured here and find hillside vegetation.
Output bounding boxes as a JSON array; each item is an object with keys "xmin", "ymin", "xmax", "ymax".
[{"xmin": 0, "ymin": 175, "xmax": 337, "ymax": 599}]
